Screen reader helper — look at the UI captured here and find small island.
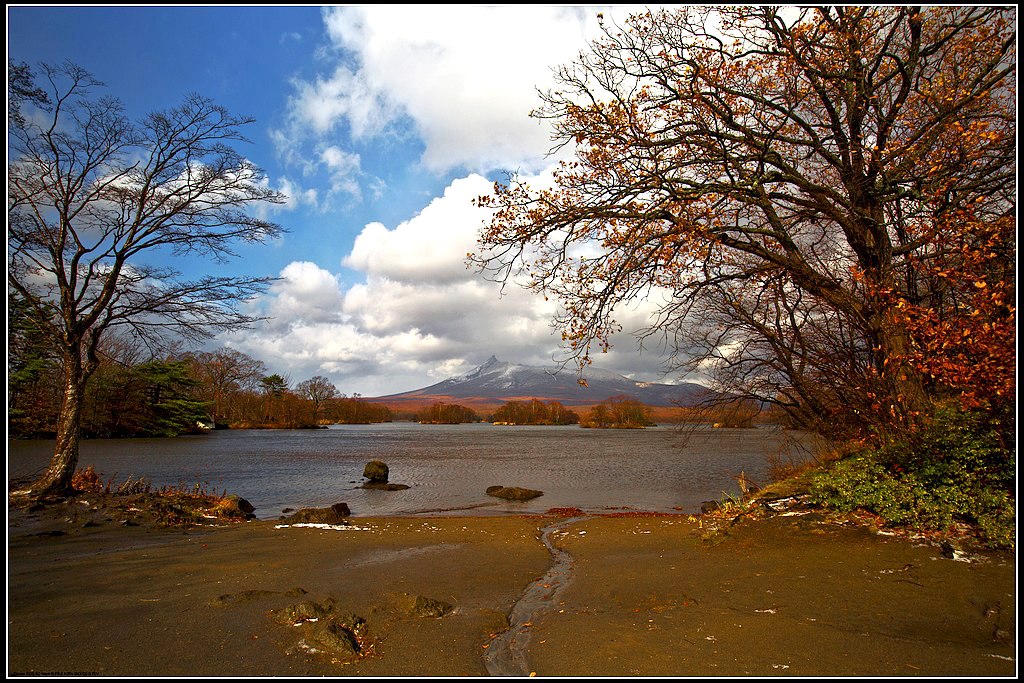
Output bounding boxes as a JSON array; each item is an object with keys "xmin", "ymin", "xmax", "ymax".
[
  {"xmin": 579, "ymin": 396, "xmax": 655, "ymax": 429},
  {"xmin": 489, "ymin": 399, "xmax": 579, "ymax": 426}
]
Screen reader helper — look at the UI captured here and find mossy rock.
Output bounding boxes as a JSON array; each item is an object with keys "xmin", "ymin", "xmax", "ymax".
[
  {"xmin": 392, "ymin": 592, "xmax": 454, "ymax": 618},
  {"xmin": 283, "ymin": 507, "xmax": 350, "ymax": 525},
  {"xmin": 275, "ymin": 598, "xmax": 336, "ymax": 625},
  {"xmin": 363, "ymin": 460, "xmax": 389, "ymax": 483}
]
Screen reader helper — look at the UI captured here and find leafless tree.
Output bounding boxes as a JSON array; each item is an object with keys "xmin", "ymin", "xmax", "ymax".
[{"xmin": 8, "ymin": 62, "xmax": 287, "ymax": 496}]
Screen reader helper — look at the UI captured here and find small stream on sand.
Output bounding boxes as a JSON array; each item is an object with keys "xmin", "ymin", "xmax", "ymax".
[{"xmin": 483, "ymin": 516, "xmax": 587, "ymax": 676}]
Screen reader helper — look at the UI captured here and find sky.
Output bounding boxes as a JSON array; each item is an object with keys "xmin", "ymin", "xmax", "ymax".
[{"xmin": 7, "ymin": 5, "xmax": 689, "ymax": 397}]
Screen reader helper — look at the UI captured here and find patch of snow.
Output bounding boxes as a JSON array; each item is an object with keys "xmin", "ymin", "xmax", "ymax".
[{"xmin": 275, "ymin": 523, "xmax": 372, "ymax": 532}]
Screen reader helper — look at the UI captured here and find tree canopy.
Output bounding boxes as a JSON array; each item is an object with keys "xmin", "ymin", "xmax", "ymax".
[{"xmin": 474, "ymin": 7, "xmax": 1015, "ymax": 439}]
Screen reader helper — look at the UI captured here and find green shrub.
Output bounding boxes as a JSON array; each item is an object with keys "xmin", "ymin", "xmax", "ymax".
[{"xmin": 808, "ymin": 404, "xmax": 1015, "ymax": 549}]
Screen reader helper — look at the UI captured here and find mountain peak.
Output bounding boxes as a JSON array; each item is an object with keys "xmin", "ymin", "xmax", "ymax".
[{"xmin": 373, "ymin": 356, "xmax": 714, "ymax": 407}]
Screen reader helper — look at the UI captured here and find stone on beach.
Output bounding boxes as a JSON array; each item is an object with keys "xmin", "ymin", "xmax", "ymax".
[
  {"xmin": 275, "ymin": 598, "xmax": 335, "ymax": 625},
  {"xmin": 220, "ymin": 494, "xmax": 256, "ymax": 518},
  {"xmin": 282, "ymin": 505, "xmax": 352, "ymax": 525},
  {"xmin": 486, "ymin": 486, "xmax": 544, "ymax": 501},
  {"xmin": 392, "ymin": 592, "xmax": 454, "ymax": 618}
]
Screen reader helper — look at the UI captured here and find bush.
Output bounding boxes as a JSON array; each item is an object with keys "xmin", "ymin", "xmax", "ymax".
[{"xmin": 808, "ymin": 404, "xmax": 1015, "ymax": 549}]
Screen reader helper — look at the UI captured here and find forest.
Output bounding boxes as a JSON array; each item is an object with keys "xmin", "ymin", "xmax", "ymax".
[{"xmin": 9, "ymin": 301, "xmax": 391, "ymax": 438}]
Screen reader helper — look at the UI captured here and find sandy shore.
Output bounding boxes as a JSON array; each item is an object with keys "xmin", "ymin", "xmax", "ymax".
[{"xmin": 6, "ymin": 501, "xmax": 1017, "ymax": 677}]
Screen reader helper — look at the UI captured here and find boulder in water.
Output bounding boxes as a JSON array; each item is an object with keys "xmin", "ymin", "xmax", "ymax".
[
  {"xmin": 360, "ymin": 482, "xmax": 410, "ymax": 491},
  {"xmin": 486, "ymin": 486, "xmax": 543, "ymax": 501},
  {"xmin": 362, "ymin": 460, "xmax": 389, "ymax": 483}
]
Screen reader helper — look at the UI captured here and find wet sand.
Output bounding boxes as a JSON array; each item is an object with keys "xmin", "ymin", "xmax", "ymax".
[{"xmin": 6, "ymin": 504, "xmax": 1017, "ymax": 677}]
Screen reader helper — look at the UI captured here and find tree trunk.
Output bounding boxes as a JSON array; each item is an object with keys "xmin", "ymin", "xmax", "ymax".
[
  {"xmin": 872, "ymin": 305, "xmax": 928, "ymax": 431},
  {"xmin": 27, "ymin": 355, "xmax": 86, "ymax": 497}
]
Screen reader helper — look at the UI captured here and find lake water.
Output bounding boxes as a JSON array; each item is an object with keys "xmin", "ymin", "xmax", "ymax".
[{"xmin": 7, "ymin": 423, "xmax": 818, "ymax": 519}]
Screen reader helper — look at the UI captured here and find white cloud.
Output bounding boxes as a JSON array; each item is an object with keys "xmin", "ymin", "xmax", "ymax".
[
  {"xmin": 284, "ymin": 5, "xmax": 608, "ymax": 175},
  {"xmin": 264, "ymin": 261, "xmax": 345, "ymax": 326},
  {"xmin": 228, "ymin": 168, "xmax": 679, "ymax": 396},
  {"xmin": 342, "ymin": 174, "xmax": 491, "ymax": 283},
  {"xmin": 319, "ymin": 145, "xmax": 363, "ymax": 199},
  {"xmin": 276, "ymin": 177, "xmax": 319, "ymax": 211}
]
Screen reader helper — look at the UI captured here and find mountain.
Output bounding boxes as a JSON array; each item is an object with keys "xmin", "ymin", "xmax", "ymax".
[{"xmin": 370, "ymin": 356, "xmax": 713, "ymax": 408}]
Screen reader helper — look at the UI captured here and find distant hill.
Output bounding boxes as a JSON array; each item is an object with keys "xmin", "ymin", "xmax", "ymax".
[{"xmin": 370, "ymin": 355, "xmax": 713, "ymax": 408}]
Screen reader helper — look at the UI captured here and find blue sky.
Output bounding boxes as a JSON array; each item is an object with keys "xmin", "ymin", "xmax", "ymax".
[{"xmin": 8, "ymin": 5, "xmax": 685, "ymax": 396}]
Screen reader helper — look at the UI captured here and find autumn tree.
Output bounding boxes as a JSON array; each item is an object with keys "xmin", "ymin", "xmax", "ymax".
[
  {"xmin": 296, "ymin": 375, "xmax": 339, "ymax": 424},
  {"xmin": 581, "ymin": 396, "xmax": 653, "ymax": 429},
  {"xmin": 491, "ymin": 399, "xmax": 579, "ymax": 425},
  {"xmin": 474, "ymin": 7, "xmax": 1015, "ymax": 439},
  {"xmin": 417, "ymin": 402, "xmax": 479, "ymax": 424},
  {"xmin": 8, "ymin": 62, "xmax": 285, "ymax": 497},
  {"xmin": 183, "ymin": 348, "xmax": 268, "ymax": 427}
]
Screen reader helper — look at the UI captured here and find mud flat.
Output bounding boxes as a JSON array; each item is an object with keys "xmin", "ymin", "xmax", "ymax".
[{"xmin": 6, "ymin": 504, "xmax": 1016, "ymax": 677}]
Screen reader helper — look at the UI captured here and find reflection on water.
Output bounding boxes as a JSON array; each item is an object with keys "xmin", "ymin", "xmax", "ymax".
[{"xmin": 7, "ymin": 423, "xmax": 817, "ymax": 519}]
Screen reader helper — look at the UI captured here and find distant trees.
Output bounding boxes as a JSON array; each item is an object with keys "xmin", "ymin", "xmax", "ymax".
[
  {"xmin": 329, "ymin": 396, "xmax": 392, "ymax": 424},
  {"xmin": 8, "ymin": 61, "xmax": 285, "ymax": 497},
  {"xmin": 183, "ymin": 349, "xmax": 267, "ymax": 427},
  {"xmin": 417, "ymin": 402, "xmax": 480, "ymax": 424},
  {"xmin": 581, "ymin": 396, "xmax": 654, "ymax": 429},
  {"xmin": 7, "ymin": 342, "xmax": 395, "ymax": 434},
  {"xmin": 491, "ymin": 399, "xmax": 579, "ymax": 425}
]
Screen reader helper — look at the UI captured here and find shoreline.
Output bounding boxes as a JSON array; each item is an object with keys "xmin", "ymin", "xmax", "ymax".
[{"xmin": 7, "ymin": 498, "xmax": 1016, "ymax": 677}]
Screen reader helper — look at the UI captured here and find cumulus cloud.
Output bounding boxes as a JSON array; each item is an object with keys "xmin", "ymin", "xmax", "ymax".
[
  {"xmin": 264, "ymin": 261, "xmax": 346, "ymax": 326},
  {"xmin": 227, "ymin": 169, "xmax": 679, "ymax": 396},
  {"xmin": 279, "ymin": 5, "xmax": 607, "ymax": 176},
  {"xmin": 342, "ymin": 174, "xmax": 491, "ymax": 283}
]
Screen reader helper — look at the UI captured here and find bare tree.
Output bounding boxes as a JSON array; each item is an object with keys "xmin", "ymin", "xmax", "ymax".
[
  {"xmin": 8, "ymin": 62, "xmax": 287, "ymax": 497},
  {"xmin": 296, "ymin": 375, "xmax": 339, "ymax": 424},
  {"xmin": 182, "ymin": 348, "xmax": 268, "ymax": 427}
]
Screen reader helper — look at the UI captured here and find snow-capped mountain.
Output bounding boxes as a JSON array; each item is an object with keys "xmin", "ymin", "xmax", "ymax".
[{"xmin": 373, "ymin": 356, "xmax": 712, "ymax": 407}]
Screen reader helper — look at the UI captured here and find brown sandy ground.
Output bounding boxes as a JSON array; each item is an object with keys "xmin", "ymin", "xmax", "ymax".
[
  {"xmin": 533, "ymin": 514, "xmax": 1016, "ymax": 677},
  {"xmin": 6, "ymin": 502, "xmax": 1017, "ymax": 677}
]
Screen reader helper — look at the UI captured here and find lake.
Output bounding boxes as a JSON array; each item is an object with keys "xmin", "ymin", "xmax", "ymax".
[{"xmin": 7, "ymin": 423, "xmax": 818, "ymax": 519}]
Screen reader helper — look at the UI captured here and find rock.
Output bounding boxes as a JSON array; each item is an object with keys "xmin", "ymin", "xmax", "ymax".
[
  {"xmin": 334, "ymin": 612, "xmax": 367, "ymax": 638},
  {"xmin": 393, "ymin": 592, "xmax": 454, "ymax": 618},
  {"xmin": 363, "ymin": 460, "xmax": 389, "ymax": 483},
  {"xmin": 309, "ymin": 622, "xmax": 360, "ymax": 657},
  {"xmin": 275, "ymin": 598, "xmax": 336, "ymax": 625},
  {"xmin": 331, "ymin": 502, "xmax": 351, "ymax": 517},
  {"xmin": 485, "ymin": 486, "xmax": 543, "ymax": 501},
  {"xmin": 225, "ymin": 494, "xmax": 255, "ymax": 514},
  {"xmin": 219, "ymin": 494, "xmax": 256, "ymax": 518},
  {"xmin": 282, "ymin": 507, "xmax": 295, "ymax": 514},
  {"xmin": 700, "ymin": 500, "xmax": 722, "ymax": 514},
  {"xmin": 283, "ymin": 507, "xmax": 351, "ymax": 525},
  {"xmin": 360, "ymin": 482, "xmax": 410, "ymax": 491}
]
